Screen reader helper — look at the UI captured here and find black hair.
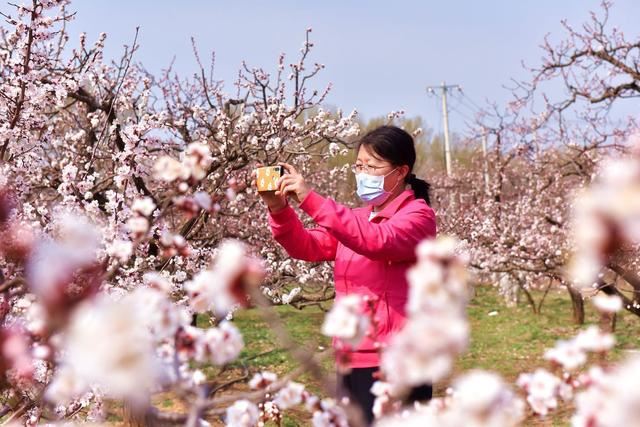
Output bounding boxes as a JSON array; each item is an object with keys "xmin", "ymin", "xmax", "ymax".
[{"xmin": 357, "ymin": 125, "xmax": 431, "ymax": 206}]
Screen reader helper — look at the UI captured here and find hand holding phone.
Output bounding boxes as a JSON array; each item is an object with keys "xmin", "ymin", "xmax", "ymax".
[
  {"xmin": 252, "ymin": 164, "xmax": 287, "ymax": 213},
  {"xmin": 274, "ymin": 163, "xmax": 311, "ymax": 204},
  {"xmin": 255, "ymin": 165, "xmax": 284, "ymax": 192}
]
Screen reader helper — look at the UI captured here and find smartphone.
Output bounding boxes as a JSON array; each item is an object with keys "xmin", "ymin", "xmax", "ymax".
[{"xmin": 256, "ymin": 165, "xmax": 284, "ymax": 192}]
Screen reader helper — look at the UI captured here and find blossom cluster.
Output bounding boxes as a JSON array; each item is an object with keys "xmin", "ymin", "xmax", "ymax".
[{"xmin": 380, "ymin": 236, "xmax": 470, "ymax": 392}]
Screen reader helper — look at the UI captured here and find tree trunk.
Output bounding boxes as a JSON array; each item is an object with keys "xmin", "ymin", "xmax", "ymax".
[
  {"xmin": 599, "ymin": 312, "xmax": 617, "ymax": 333},
  {"xmin": 516, "ymin": 278, "xmax": 538, "ymax": 314},
  {"xmin": 566, "ymin": 285, "xmax": 585, "ymax": 325},
  {"xmin": 123, "ymin": 401, "xmax": 152, "ymax": 427}
]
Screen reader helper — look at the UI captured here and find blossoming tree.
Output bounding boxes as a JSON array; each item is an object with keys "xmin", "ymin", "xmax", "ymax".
[
  {"xmin": 432, "ymin": 0, "xmax": 640, "ymax": 320},
  {"xmin": 0, "ymin": 0, "xmax": 639, "ymax": 426}
]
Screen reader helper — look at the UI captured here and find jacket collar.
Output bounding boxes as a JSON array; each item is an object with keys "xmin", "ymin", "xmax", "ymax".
[{"xmin": 368, "ymin": 189, "xmax": 415, "ymax": 220}]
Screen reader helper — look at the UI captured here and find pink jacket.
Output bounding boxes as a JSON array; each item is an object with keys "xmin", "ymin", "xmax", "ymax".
[{"xmin": 268, "ymin": 189, "xmax": 437, "ymax": 368}]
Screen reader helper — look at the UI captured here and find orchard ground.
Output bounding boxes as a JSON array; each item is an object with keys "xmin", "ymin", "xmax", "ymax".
[{"xmin": 102, "ymin": 285, "xmax": 640, "ymax": 426}]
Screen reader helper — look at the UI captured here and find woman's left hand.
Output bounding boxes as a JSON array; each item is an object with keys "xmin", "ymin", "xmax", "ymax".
[{"xmin": 275, "ymin": 162, "xmax": 312, "ymax": 204}]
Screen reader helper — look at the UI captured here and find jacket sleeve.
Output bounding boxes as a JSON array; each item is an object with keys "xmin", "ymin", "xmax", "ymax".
[
  {"xmin": 267, "ymin": 203, "xmax": 338, "ymax": 262},
  {"xmin": 298, "ymin": 190, "xmax": 436, "ymax": 262}
]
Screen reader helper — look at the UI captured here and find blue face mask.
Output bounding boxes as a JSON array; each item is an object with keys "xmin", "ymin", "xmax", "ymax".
[{"xmin": 355, "ymin": 168, "xmax": 399, "ymax": 206}]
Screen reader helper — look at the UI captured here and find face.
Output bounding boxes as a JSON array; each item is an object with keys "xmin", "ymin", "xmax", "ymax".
[{"xmin": 355, "ymin": 145, "xmax": 409, "ymax": 192}]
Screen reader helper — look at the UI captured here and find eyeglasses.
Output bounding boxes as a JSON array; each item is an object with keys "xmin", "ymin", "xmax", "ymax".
[{"xmin": 350, "ymin": 163, "xmax": 392, "ymax": 174}]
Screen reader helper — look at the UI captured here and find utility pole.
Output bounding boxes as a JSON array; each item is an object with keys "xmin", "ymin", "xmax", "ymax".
[{"xmin": 427, "ymin": 82, "xmax": 460, "ymax": 176}]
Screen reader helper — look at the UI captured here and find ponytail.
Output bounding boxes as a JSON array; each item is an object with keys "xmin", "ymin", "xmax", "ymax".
[{"xmin": 408, "ymin": 173, "xmax": 431, "ymax": 206}]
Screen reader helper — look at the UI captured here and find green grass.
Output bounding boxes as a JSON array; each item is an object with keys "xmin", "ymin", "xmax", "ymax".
[
  {"xmin": 108, "ymin": 285, "xmax": 640, "ymax": 426},
  {"xmin": 225, "ymin": 303, "xmax": 334, "ymax": 395},
  {"xmin": 460, "ymin": 286, "xmax": 640, "ymax": 381}
]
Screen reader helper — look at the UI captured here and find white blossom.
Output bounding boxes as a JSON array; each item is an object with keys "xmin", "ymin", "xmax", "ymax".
[
  {"xmin": 543, "ymin": 339, "xmax": 587, "ymax": 371},
  {"xmin": 381, "ymin": 313, "xmax": 468, "ymax": 388},
  {"xmin": 131, "ymin": 197, "xmax": 156, "ymax": 217},
  {"xmin": 381, "ymin": 235, "xmax": 469, "ymax": 391},
  {"xmin": 154, "ymin": 156, "xmax": 189, "ymax": 182},
  {"xmin": 574, "ymin": 325, "xmax": 615, "ymax": 353},
  {"xmin": 311, "ymin": 398, "xmax": 349, "ymax": 427},
  {"xmin": 194, "ymin": 321, "xmax": 244, "ymax": 365},
  {"xmin": 592, "ymin": 293, "xmax": 623, "ymax": 313},
  {"xmin": 130, "ymin": 287, "xmax": 190, "ymax": 341},
  {"xmin": 328, "ymin": 142, "xmax": 340, "ymax": 157},
  {"xmin": 126, "ymin": 216, "xmax": 149, "ymax": 236},
  {"xmin": 106, "ymin": 239, "xmax": 133, "ymax": 263},
  {"xmin": 45, "ymin": 365, "xmax": 88, "ymax": 405},
  {"xmin": 281, "ymin": 287, "xmax": 301, "ymax": 304},
  {"xmin": 185, "ymin": 240, "xmax": 264, "ymax": 316},
  {"xmin": 321, "ymin": 294, "xmax": 370, "ymax": 347},
  {"xmin": 516, "ymin": 368, "xmax": 562, "ymax": 416},
  {"xmin": 58, "ymin": 294, "xmax": 161, "ymax": 404},
  {"xmin": 572, "ymin": 356, "xmax": 640, "ymax": 427},
  {"xmin": 248, "ymin": 371, "xmax": 278, "ymax": 389},
  {"xmin": 184, "ymin": 143, "xmax": 213, "ymax": 180},
  {"xmin": 273, "ymin": 381, "xmax": 305, "ymax": 409},
  {"xmin": 225, "ymin": 399, "xmax": 259, "ymax": 427}
]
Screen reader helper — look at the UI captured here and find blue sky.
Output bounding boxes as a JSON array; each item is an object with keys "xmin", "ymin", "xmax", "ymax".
[{"xmin": 29, "ymin": 1, "xmax": 640, "ymax": 134}]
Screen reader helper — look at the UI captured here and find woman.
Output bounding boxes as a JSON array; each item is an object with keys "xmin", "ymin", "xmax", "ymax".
[{"xmin": 255, "ymin": 125, "xmax": 437, "ymax": 424}]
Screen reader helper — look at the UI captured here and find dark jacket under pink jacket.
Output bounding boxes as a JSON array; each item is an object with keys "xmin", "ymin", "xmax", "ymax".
[{"xmin": 268, "ymin": 189, "xmax": 437, "ymax": 368}]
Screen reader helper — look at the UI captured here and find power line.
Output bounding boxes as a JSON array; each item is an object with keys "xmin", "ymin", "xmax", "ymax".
[
  {"xmin": 459, "ymin": 90, "xmax": 485, "ymax": 112},
  {"xmin": 449, "ymin": 103, "xmax": 476, "ymax": 124},
  {"xmin": 434, "ymin": 87, "xmax": 491, "ymax": 193},
  {"xmin": 454, "ymin": 95, "xmax": 481, "ymax": 117}
]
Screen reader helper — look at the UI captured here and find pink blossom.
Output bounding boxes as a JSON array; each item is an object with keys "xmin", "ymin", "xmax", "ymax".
[
  {"xmin": 516, "ymin": 368, "xmax": 562, "ymax": 416},
  {"xmin": 57, "ymin": 294, "xmax": 161, "ymax": 405},
  {"xmin": 407, "ymin": 236, "xmax": 469, "ymax": 316},
  {"xmin": 381, "ymin": 236, "xmax": 469, "ymax": 391},
  {"xmin": 311, "ymin": 398, "xmax": 349, "ymax": 427},
  {"xmin": 225, "ymin": 399, "xmax": 259, "ymax": 427},
  {"xmin": 184, "ymin": 143, "xmax": 213, "ymax": 180},
  {"xmin": 0, "ymin": 327, "xmax": 34, "ymax": 381},
  {"xmin": 154, "ymin": 156, "xmax": 189, "ymax": 182},
  {"xmin": 381, "ymin": 313, "xmax": 468, "ymax": 388},
  {"xmin": 158, "ymin": 231, "xmax": 190, "ymax": 258},
  {"xmin": 126, "ymin": 216, "xmax": 150, "ymax": 237},
  {"xmin": 194, "ymin": 321, "xmax": 243, "ymax": 365},
  {"xmin": 142, "ymin": 272, "xmax": 173, "ymax": 293},
  {"xmin": 448, "ymin": 371, "xmax": 524, "ymax": 426},
  {"xmin": 574, "ymin": 325, "xmax": 615, "ymax": 353},
  {"xmin": 248, "ymin": 371, "xmax": 278, "ymax": 389},
  {"xmin": 572, "ymin": 356, "xmax": 640, "ymax": 427},
  {"xmin": 185, "ymin": 240, "xmax": 265, "ymax": 316},
  {"xmin": 0, "ymin": 185, "xmax": 17, "ymax": 225},
  {"xmin": 273, "ymin": 381, "xmax": 305, "ymax": 409},
  {"xmin": 106, "ymin": 239, "xmax": 133, "ymax": 263},
  {"xmin": 543, "ymin": 339, "xmax": 587, "ymax": 371},
  {"xmin": 321, "ymin": 294, "xmax": 370, "ymax": 347},
  {"xmin": 131, "ymin": 197, "xmax": 156, "ymax": 217},
  {"xmin": 26, "ymin": 240, "xmax": 103, "ymax": 325}
]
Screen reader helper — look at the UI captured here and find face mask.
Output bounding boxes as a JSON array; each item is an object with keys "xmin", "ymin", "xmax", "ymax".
[{"xmin": 355, "ymin": 168, "xmax": 398, "ymax": 206}]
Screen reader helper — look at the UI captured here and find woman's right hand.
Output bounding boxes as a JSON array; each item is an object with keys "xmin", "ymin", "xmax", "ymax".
[{"xmin": 251, "ymin": 164, "xmax": 287, "ymax": 213}]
